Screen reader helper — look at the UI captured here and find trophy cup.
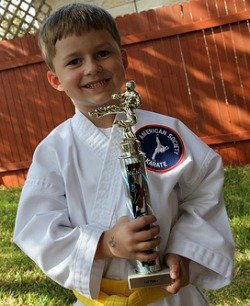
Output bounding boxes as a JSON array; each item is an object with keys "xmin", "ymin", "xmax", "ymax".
[{"xmin": 89, "ymin": 80, "xmax": 170, "ymax": 289}]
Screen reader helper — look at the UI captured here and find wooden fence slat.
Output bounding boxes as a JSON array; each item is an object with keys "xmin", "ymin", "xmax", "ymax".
[
  {"xmin": 154, "ymin": 5, "xmax": 173, "ymax": 29},
  {"xmin": 214, "ymin": 25, "xmax": 243, "ymax": 134},
  {"xmin": 214, "ymin": 0, "xmax": 229, "ymax": 17},
  {"xmin": 204, "ymin": 27, "xmax": 233, "ymax": 133},
  {"xmin": 206, "ymin": 0, "xmax": 220, "ymax": 18},
  {"xmin": 1, "ymin": 72, "xmax": 21, "ymax": 163},
  {"xmin": 161, "ymin": 36, "xmax": 192, "ymax": 122},
  {"xmin": 189, "ymin": 0, "xmax": 209, "ymax": 22},
  {"xmin": 125, "ymin": 45, "xmax": 150, "ymax": 107},
  {"xmin": 146, "ymin": 9, "xmax": 161, "ymax": 31},
  {"xmin": 153, "ymin": 39, "xmax": 176, "ymax": 117},
  {"xmin": 196, "ymin": 30, "xmax": 221, "ymax": 137},
  {"xmin": 178, "ymin": 31, "xmax": 207, "ymax": 136},
  {"xmin": 230, "ymin": 22, "xmax": 250, "ymax": 116},
  {"xmin": 235, "ymin": 0, "xmax": 249, "ymax": 11},
  {"xmin": 224, "ymin": 23, "xmax": 250, "ymax": 130},
  {"xmin": 14, "ymin": 68, "xmax": 34, "ymax": 157},
  {"xmin": 237, "ymin": 141, "xmax": 250, "ymax": 164},
  {"xmin": 226, "ymin": 0, "xmax": 238, "ymax": 14},
  {"xmin": 225, "ymin": 23, "xmax": 250, "ymax": 130},
  {"xmin": 169, "ymin": 3, "xmax": 185, "ymax": 24},
  {"xmin": 8, "ymin": 69, "xmax": 30, "ymax": 161},
  {"xmin": 0, "ymin": 75, "xmax": 14, "ymax": 163},
  {"xmin": 179, "ymin": 2, "xmax": 193, "ymax": 23}
]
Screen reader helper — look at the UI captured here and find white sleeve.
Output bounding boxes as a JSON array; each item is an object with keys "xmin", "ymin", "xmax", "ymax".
[
  {"xmin": 166, "ymin": 149, "xmax": 235, "ymax": 289},
  {"xmin": 13, "ymin": 144, "xmax": 104, "ymax": 298}
]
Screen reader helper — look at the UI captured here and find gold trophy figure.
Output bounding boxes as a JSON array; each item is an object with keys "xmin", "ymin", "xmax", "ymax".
[
  {"xmin": 89, "ymin": 80, "xmax": 170, "ymax": 289},
  {"xmin": 90, "ymin": 80, "xmax": 140, "ymax": 139}
]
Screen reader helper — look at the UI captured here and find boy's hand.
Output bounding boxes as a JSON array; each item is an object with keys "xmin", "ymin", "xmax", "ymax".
[
  {"xmin": 163, "ymin": 253, "xmax": 190, "ymax": 294},
  {"xmin": 96, "ymin": 215, "xmax": 161, "ymax": 262}
]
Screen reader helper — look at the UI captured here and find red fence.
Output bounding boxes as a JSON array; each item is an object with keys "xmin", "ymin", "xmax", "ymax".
[{"xmin": 0, "ymin": 0, "xmax": 249, "ymax": 187}]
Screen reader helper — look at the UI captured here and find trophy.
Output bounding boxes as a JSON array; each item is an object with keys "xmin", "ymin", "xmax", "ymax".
[{"xmin": 89, "ymin": 80, "xmax": 170, "ymax": 289}]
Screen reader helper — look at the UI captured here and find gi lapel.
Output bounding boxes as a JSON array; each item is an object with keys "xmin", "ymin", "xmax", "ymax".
[
  {"xmin": 90, "ymin": 124, "xmax": 124, "ymax": 228},
  {"xmin": 72, "ymin": 110, "xmax": 112, "ymax": 162},
  {"xmin": 72, "ymin": 111, "xmax": 126, "ymax": 228}
]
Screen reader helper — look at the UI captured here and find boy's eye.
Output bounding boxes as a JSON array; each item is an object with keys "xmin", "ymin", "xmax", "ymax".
[
  {"xmin": 96, "ymin": 50, "xmax": 110, "ymax": 59},
  {"xmin": 67, "ymin": 58, "xmax": 82, "ymax": 66}
]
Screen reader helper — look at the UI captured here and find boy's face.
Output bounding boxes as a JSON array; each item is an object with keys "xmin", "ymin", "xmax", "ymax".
[{"xmin": 47, "ymin": 29, "xmax": 127, "ymax": 124}]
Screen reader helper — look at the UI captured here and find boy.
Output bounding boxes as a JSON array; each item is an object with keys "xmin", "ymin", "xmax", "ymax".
[{"xmin": 14, "ymin": 3, "xmax": 234, "ymax": 306}]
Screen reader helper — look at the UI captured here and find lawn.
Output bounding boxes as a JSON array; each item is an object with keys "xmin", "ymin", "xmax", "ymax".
[{"xmin": 0, "ymin": 166, "xmax": 249, "ymax": 306}]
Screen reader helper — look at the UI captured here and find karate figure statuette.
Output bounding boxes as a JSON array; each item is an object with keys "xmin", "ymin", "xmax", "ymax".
[{"xmin": 89, "ymin": 80, "xmax": 170, "ymax": 289}]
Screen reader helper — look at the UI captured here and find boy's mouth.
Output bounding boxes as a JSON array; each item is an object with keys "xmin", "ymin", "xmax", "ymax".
[{"xmin": 84, "ymin": 78, "xmax": 110, "ymax": 89}]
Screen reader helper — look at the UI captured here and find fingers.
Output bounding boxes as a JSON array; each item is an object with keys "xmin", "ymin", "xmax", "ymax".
[
  {"xmin": 166, "ymin": 253, "xmax": 181, "ymax": 280},
  {"xmin": 117, "ymin": 215, "xmax": 157, "ymax": 232},
  {"xmin": 135, "ymin": 236, "xmax": 161, "ymax": 253},
  {"xmin": 120, "ymin": 214, "xmax": 160, "ymax": 243},
  {"xmin": 130, "ymin": 214, "xmax": 157, "ymax": 231},
  {"xmin": 109, "ymin": 215, "xmax": 160, "ymax": 261},
  {"xmin": 165, "ymin": 254, "xmax": 190, "ymax": 294},
  {"xmin": 131, "ymin": 216, "xmax": 161, "ymax": 251},
  {"xmin": 134, "ymin": 224, "xmax": 160, "ymax": 241},
  {"xmin": 166, "ymin": 278, "xmax": 182, "ymax": 294}
]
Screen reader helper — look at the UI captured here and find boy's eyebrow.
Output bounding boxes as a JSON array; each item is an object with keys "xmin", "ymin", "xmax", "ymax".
[
  {"xmin": 62, "ymin": 42, "xmax": 117, "ymax": 61},
  {"xmin": 62, "ymin": 51, "xmax": 81, "ymax": 62},
  {"xmin": 92, "ymin": 41, "xmax": 117, "ymax": 50}
]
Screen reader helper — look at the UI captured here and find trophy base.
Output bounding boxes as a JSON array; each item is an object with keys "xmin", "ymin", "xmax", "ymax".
[{"xmin": 128, "ymin": 267, "xmax": 171, "ymax": 289}]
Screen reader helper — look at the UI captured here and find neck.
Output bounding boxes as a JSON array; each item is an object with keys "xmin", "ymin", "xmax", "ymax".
[{"xmin": 86, "ymin": 111, "xmax": 115, "ymax": 128}]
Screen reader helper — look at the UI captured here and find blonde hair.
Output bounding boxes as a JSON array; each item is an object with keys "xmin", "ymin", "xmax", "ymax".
[{"xmin": 38, "ymin": 3, "xmax": 121, "ymax": 71}]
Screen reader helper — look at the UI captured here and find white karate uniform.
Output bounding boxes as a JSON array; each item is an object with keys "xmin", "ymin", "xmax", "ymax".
[{"xmin": 14, "ymin": 109, "xmax": 234, "ymax": 306}]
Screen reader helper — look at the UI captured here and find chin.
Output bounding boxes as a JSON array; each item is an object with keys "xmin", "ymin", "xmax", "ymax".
[{"xmin": 98, "ymin": 97, "xmax": 116, "ymax": 107}]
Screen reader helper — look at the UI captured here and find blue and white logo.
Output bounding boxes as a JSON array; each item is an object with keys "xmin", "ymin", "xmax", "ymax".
[{"xmin": 136, "ymin": 125, "xmax": 184, "ymax": 172}]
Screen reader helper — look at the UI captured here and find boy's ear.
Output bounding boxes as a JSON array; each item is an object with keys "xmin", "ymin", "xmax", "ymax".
[
  {"xmin": 121, "ymin": 49, "xmax": 128, "ymax": 69},
  {"xmin": 47, "ymin": 70, "xmax": 64, "ymax": 91}
]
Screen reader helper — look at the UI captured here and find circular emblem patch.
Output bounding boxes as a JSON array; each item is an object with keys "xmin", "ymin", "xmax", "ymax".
[{"xmin": 136, "ymin": 125, "xmax": 184, "ymax": 172}]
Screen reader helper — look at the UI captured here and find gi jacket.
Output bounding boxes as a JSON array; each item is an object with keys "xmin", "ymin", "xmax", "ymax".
[{"xmin": 14, "ymin": 109, "xmax": 234, "ymax": 306}]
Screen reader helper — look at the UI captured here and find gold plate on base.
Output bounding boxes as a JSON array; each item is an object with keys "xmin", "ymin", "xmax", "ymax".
[{"xmin": 128, "ymin": 267, "xmax": 171, "ymax": 289}]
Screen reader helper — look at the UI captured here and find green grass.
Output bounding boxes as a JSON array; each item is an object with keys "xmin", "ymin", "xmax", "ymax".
[
  {"xmin": 0, "ymin": 166, "xmax": 249, "ymax": 305},
  {"xmin": 0, "ymin": 187, "xmax": 75, "ymax": 306},
  {"xmin": 204, "ymin": 166, "xmax": 250, "ymax": 306}
]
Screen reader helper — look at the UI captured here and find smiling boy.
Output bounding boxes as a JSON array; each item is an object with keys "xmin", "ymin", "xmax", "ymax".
[{"xmin": 14, "ymin": 3, "xmax": 234, "ymax": 306}]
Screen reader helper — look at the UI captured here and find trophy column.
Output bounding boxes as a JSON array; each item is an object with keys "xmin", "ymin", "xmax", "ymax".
[{"xmin": 89, "ymin": 80, "xmax": 170, "ymax": 289}]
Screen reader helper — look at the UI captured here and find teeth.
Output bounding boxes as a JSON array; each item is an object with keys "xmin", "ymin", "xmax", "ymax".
[{"xmin": 85, "ymin": 79, "xmax": 107, "ymax": 89}]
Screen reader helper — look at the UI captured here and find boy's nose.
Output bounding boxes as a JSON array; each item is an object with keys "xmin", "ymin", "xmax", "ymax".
[{"xmin": 84, "ymin": 58, "xmax": 102, "ymax": 75}]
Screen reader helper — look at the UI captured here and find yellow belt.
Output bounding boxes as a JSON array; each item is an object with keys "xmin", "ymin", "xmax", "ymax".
[{"xmin": 73, "ymin": 278, "xmax": 169, "ymax": 306}]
